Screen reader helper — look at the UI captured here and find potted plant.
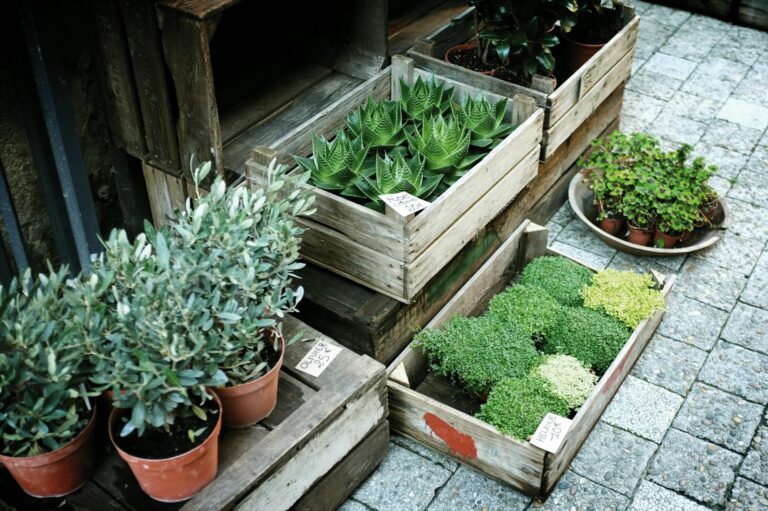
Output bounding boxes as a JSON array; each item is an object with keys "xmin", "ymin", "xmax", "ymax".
[
  {"xmin": 559, "ymin": 0, "xmax": 623, "ymax": 75},
  {"xmin": 654, "ymin": 199, "xmax": 701, "ymax": 249},
  {"xmin": 0, "ymin": 268, "xmax": 98, "ymax": 498}
]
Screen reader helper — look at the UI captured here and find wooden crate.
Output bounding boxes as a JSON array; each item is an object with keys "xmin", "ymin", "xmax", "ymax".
[
  {"xmin": 0, "ymin": 316, "xmax": 388, "ymax": 511},
  {"xmin": 408, "ymin": 4, "xmax": 638, "ymax": 159},
  {"xmin": 386, "ymin": 220, "xmax": 675, "ymax": 496},
  {"xmin": 246, "ymin": 55, "xmax": 544, "ymax": 303},
  {"xmin": 294, "ymin": 83, "xmax": 626, "ymax": 364}
]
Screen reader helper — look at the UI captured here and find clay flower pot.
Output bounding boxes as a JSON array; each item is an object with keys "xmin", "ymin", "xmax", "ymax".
[
  {"xmin": 109, "ymin": 394, "xmax": 222, "ymax": 503},
  {"xmin": 599, "ymin": 216, "xmax": 624, "ymax": 236},
  {"xmin": 653, "ymin": 230, "xmax": 684, "ymax": 249},
  {"xmin": 0, "ymin": 406, "xmax": 98, "ymax": 498},
  {"xmin": 558, "ymin": 29, "xmax": 605, "ymax": 76},
  {"xmin": 445, "ymin": 43, "xmax": 498, "ymax": 76},
  {"xmin": 213, "ymin": 332, "xmax": 285, "ymax": 428},
  {"xmin": 627, "ymin": 225, "xmax": 654, "ymax": 246}
]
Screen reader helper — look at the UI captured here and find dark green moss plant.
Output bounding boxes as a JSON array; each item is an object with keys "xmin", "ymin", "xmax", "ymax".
[
  {"xmin": 476, "ymin": 376, "xmax": 569, "ymax": 440},
  {"xmin": 519, "ymin": 256, "xmax": 594, "ymax": 306},
  {"xmin": 414, "ymin": 315, "xmax": 538, "ymax": 395},
  {"xmin": 487, "ymin": 284, "xmax": 563, "ymax": 339}
]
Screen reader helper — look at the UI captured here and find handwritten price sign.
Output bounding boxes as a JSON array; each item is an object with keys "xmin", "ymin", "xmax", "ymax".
[
  {"xmin": 380, "ymin": 192, "xmax": 431, "ymax": 217},
  {"xmin": 295, "ymin": 341, "xmax": 342, "ymax": 377},
  {"xmin": 530, "ymin": 413, "xmax": 573, "ymax": 454}
]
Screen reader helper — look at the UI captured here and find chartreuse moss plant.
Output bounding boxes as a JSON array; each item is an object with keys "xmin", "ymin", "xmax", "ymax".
[
  {"xmin": 487, "ymin": 284, "xmax": 563, "ymax": 339},
  {"xmin": 520, "ymin": 256, "xmax": 594, "ymax": 306},
  {"xmin": 543, "ymin": 307, "xmax": 630, "ymax": 373},
  {"xmin": 476, "ymin": 376, "xmax": 569, "ymax": 440},
  {"xmin": 581, "ymin": 269, "xmax": 665, "ymax": 329},
  {"xmin": 414, "ymin": 315, "xmax": 539, "ymax": 395},
  {"xmin": 534, "ymin": 355, "xmax": 597, "ymax": 409}
]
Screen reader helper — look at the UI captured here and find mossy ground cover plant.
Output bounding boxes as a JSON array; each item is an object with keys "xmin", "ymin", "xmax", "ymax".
[
  {"xmin": 487, "ymin": 284, "xmax": 563, "ymax": 339},
  {"xmin": 534, "ymin": 355, "xmax": 597, "ymax": 409},
  {"xmin": 519, "ymin": 256, "xmax": 594, "ymax": 306},
  {"xmin": 581, "ymin": 269, "xmax": 664, "ymax": 329}
]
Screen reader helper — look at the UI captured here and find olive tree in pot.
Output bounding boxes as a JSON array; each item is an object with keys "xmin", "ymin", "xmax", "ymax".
[{"xmin": 0, "ymin": 268, "xmax": 98, "ymax": 498}]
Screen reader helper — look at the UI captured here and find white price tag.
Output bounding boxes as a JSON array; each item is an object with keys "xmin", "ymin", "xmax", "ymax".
[
  {"xmin": 530, "ymin": 413, "xmax": 573, "ymax": 454},
  {"xmin": 295, "ymin": 341, "xmax": 342, "ymax": 377},
  {"xmin": 380, "ymin": 192, "xmax": 431, "ymax": 217}
]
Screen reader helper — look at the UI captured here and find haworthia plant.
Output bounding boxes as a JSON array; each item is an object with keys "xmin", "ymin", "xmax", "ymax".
[
  {"xmin": 355, "ymin": 153, "xmax": 442, "ymax": 211},
  {"xmin": 399, "ymin": 76, "xmax": 454, "ymax": 122},
  {"xmin": 454, "ymin": 94, "xmax": 515, "ymax": 148},
  {"xmin": 294, "ymin": 131, "xmax": 369, "ymax": 198},
  {"xmin": 346, "ymin": 98, "xmax": 406, "ymax": 148}
]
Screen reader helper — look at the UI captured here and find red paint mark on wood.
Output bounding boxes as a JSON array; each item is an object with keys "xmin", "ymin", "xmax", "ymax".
[
  {"xmin": 601, "ymin": 346, "xmax": 633, "ymax": 393},
  {"xmin": 424, "ymin": 412, "xmax": 477, "ymax": 459}
]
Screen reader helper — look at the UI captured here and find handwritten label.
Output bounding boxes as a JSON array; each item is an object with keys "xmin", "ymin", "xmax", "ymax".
[
  {"xmin": 295, "ymin": 341, "xmax": 342, "ymax": 377},
  {"xmin": 380, "ymin": 192, "xmax": 431, "ymax": 217},
  {"xmin": 530, "ymin": 413, "xmax": 573, "ymax": 454}
]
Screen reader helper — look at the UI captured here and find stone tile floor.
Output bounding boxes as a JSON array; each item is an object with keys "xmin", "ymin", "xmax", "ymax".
[{"xmin": 342, "ymin": 3, "xmax": 768, "ymax": 509}]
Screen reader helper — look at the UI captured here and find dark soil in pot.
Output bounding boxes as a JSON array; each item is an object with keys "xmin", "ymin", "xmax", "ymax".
[
  {"xmin": 492, "ymin": 65, "xmax": 534, "ymax": 87},
  {"xmin": 112, "ymin": 399, "xmax": 220, "ymax": 459},
  {"xmin": 567, "ymin": 8, "xmax": 623, "ymax": 45},
  {"xmin": 445, "ymin": 44, "xmax": 500, "ymax": 74}
]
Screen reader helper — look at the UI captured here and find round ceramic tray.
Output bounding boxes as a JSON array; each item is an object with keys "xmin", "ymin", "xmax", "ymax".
[{"xmin": 568, "ymin": 171, "xmax": 731, "ymax": 257}]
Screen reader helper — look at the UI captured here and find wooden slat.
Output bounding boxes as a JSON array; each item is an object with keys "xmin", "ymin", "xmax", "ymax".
[
  {"xmin": 120, "ymin": 0, "xmax": 180, "ymax": 171},
  {"xmin": 542, "ymin": 50, "xmax": 633, "ymax": 159},
  {"xmin": 738, "ymin": 0, "xmax": 768, "ymax": 29},
  {"xmin": 159, "ymin": 0, "xmax": 240, "ymax": 20},
  {"xmin": 547, "ymin": 16, "xmax": 639, "ymax": 125},
  {"xmin": 389, "ymin": 0, "xmax": 467, "ymax": 56},
  {"xmin": 334, "ymin": 0, "xmax": 388, "ymax": 80},
  {"xmin": 412, "ymin": 6, "xmax": 474, "ymax": 58},
  {"xmin": 142, "ymin": 163, "xmax": 188, "ymax": 226}
]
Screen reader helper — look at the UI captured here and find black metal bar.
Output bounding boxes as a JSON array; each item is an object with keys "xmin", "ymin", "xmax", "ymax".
[
  {"xmin": 0, "ymin": 157, "xmax": 30, "ymax": 276},
  {"xmin": 17, "ymin": 0, "xmax": 101, "ymax": 272}
]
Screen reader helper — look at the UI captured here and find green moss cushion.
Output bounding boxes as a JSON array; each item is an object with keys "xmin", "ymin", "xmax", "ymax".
[
  {"xmin": 414, "ymin": 315, "xmax": 539, "ymax": 395},
  {"xmin": 487, "ymin": 285, "xmax": 563, "ymax": 339},
  {"xmin": 519, "ymin": 256, "xmax": 594, "ymax": 307},
  {"xmin": 543, "ymin": 307, "xmax": 631, "ymax": 373},
  {"xmin": 476, "ymin": 376, "xmax": 569, "ymax": 440},
  {"xmin": 534, "ymin": 354, "xmax": 597, "ymax": 409},
  {"xmin": 582, "ymin": 269, "xmax": 665, "ymax": 329}
]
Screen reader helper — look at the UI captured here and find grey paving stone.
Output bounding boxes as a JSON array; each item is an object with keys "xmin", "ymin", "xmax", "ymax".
[
  {"xmin": 628, "ymin": 480, "xmax": 711, "ymax": 511},
  {"xmin": 338, "ymin": 500, "xmax": 371, "ymax": 511},
  {"xmin": 602, "ymin": 376, "xmax": 683, "ymax": 442},
  {"xmin": 608, "ymin": 251, "xmax": 686, "ymax": 274},
  {"xmin": 546, "ymin": 220, "xmax": 564, "ymax": 246},
  {"xmin": 727, "ymin": 477, "xmax": 768, "ymax": 511},
  {"xmin": 680, "ymin": 67, "xmax": 741, "ymax": 101},
  {"xmin": 708, "ymin": 30, "xmax": 764, "ymax": 66},
  {"xmin": 726, "ymin": 199, "xmax": 768, "ymax": 244},
  {"xmin": 649, "ymin": 112, "xmax": 707, "ymax": 146},
  {"xmin": 656, "ymin": 292, "xmax": 729, "ymax": 350},
  {"xmin": 391, "ymin": 435, "xmax": 458, "ymax": 473},
  {"xmin": 722, "ymin": 302, "xmax": 768, "ymax": 355},
  {"xmin": 622, "ymin": 90, "xmax": 665, "ymax": 125},
  {"xmin": 644, "ymin": 53, "xmax": 697, "ymax": 81},
  {"xmin": 749, "ymin": 142, "xmax": 768, "ymax": 171},
  {"xmin": 676, "ymin": 258, "xmax": 748, "ymax": 311},
  {"xmin": 695, "ymin": 55, "xmax": 751, "ymax": 83},
  {"xmin": 531, "ymin": 471, "xmax": 629, "ymax": 511},
  {"xmin": 659, "ymin": 27, "xmax": 722, "ymax": 63},
  {"xmin": 692, "ymin": 231, "xmax": 764, "ymax": 275},
  {"xmin": 742, "ymin": 251, "xmax": 768, "ymax": 310},
  {"xmin": 620, "ymin": 114, "xmax": 651, "ymax": 134},
  {"xmin": 646, "ymin": 429, "xmax": 741, "ymax": 507},
  {"xmin": 717, "ymin": 98, "xmax": 768, "ymax": 131},
  {"xmin": 627, "ymin": 0, "xmax": 653, "ymax": 13},
  {"xmin": 555, "ymin": 219, "xmax": 617, "ymax": 258},
  {"xmin": 666, "ymin": 91, "xmax": 724, "ymax": 126},
  {"xmin": 632, "ymin": 334, "xmax": 707, "ymax": 395},
  {"xmin": 672, "ymin": 382, "xmax": 762, "ymax": 453},
  {"xmin": 693, "ymin": 144, "xmax": 748, "ymax": 180},
  {"xmin": 698, "ymin": 341, "xmax": 768, "ymax": 405},
  {"xmin": 732, "ymin": 68, "xmax": 768, "ymax": 109},
  {"xmin": 549, "ymin": 202, "xmax": 574, "ymax": 226},
  {"xmin": 708, "ymin": 175, "xmax": 732, "ymax": 198},
  {"xmin": 734, "ymin": 25, "xmax": 768, "ymax": 51},
  {"xmin": 680, "ymin": 13, "xmax": 732, "ymax": 32},
  {"xmin": 641, "ymin": 4, "xmax": 691, "ymax": 27},
  {"xmin": 741, "ymin": 424, "xmax": 768, "ymax": 486},
  {"xmin": 700, "ymin": 119, "xmax": 764, "ymax": 155},
  {"xmin": 351, "ymin": 444, "xmax": 453, "ymax": 511},
  {"xmin": 627, "ymin": 68, "xmax": 682, "ymax": 101},
  {"xmin": 427, "ymin": 466, "xmax": 530, "ymax": 511},
  {"xmin": 550, "ymin": 241, "xmax": 613, "ymax": 269},
  {"xmin": 635, "ymin": 23, "xmax": 678, "ymax": 61},
  {"xmin": 728, "ymin": 169, "xmax": 768, "ymax": 209},
  {"xmin": 631, "ymin": 57, "xmax": 646, "ymax": 75},
  {"xmin": 570, "ymin": 422, "xmax": 657, "ymax": 496}
]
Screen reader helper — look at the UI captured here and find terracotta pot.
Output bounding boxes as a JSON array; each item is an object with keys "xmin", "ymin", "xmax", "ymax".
[
  {"xmin": 599, "ymin": 216, "xmax": 625, "ymax": 236},
  {"xmin": 0, "ymin": 406, "xmax": 98, "ymax": 498},
  {"xmin": 213, "ymin": 332, "xmax": 285, "ymax": 428},
  {"xmin": 680, "ymin": 229, "xmax": 694, "ymax": 242},
  {"xmin": 558, "ymin": 29, "xmax": 605, "ymax": 77},
  {"xmin": 627, "ymin": 225, "xmax": 654, "ymax": 246},
  {"xmin": 444, "ymin": 43, "xmax": 497, "ymax": 76},
  {"xmin": 653, "ymin": 230, "xmax": 684, "ymax": 249},
  {"xmin": 109, "ymin": 394, "xmax": 222, "ymax": 502},
  {"xmin": 701, "ymin": 199, "xmax": 722, "ymax": 225}
]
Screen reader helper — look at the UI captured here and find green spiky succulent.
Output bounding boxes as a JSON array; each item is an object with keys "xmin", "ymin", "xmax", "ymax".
[
  {"xmin": 455, "ymin": 94, "xmax": 515, "ymax": 148},
  {"xmin": 399, "ymin": 76, "xmax": 454, "ymax": 122},
  {"xmin": 346, "ymin": 98, "xmax": 406, "ymax": 148},
  {"xmin": 294, "ymin": 131, "xmax": 370, "ymax": 198},
  {"xmin": 355, "ymin": 153, "xmax": 442, "ymax": 211}
]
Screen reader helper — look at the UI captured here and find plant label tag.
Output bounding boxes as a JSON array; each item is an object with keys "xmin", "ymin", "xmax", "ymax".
[
  {"xmin": 380, "ymin": 192, "xmax": 431, "ymax": 217},
  {"xmin": 530, "ymin": 413, "xmax": 573, "ymax": 454},
  {"xmin": 295, "ymin": 341, "xmax": 343, "ymax": 377}
]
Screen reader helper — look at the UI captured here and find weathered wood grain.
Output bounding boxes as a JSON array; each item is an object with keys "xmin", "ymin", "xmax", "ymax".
[{"xmin": 141, "ymin": 163, "xmax": 188, "ymax": 226}]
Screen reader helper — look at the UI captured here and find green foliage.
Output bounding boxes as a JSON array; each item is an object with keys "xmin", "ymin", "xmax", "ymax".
[
  {"xmin": 543, "ymin": 306, "xmax": 630, "ymax": 373},
  {"xmin": 346, "ymin": 98, "xmax": 406, "ymax": 149},
  {"xmin": 454, "ymin": 94, "xmax": 515, "ymax": 148},
  {"xmin": 294, "ymin": 131, "xmax": 369, "ymax": 198},
  {"xmin": 534, "ymin": 354, "xmax": 597, "ymax": 409},
  {"xmin": 414, "ymin": 315, "xmax": 539, "ymax": 395},
  {"xmin": 487, "ymin": 284, "xmax": 563, "ymax": 338},
  {"xmin": 476, "ymin": 376, "xmax": 569, "ymax": 440},
  {"xmin": 399, "ymin": 76, "xmax": 453, "ymax": 122},
  {"xmin": 90, "ymin": 161, "xmax": 313, "ymax": 438},
  {"xmin": 355, "ymin": 153, "xmax": 442, "ymax": 211},
  {"xmin": 519, "ymin": 256, "xmax": 594, "ymax": 307},
  {"xmin": 405, "ymin": 114, "xmax": 473, "ymax": 173},
  {"xmin": 581, "ymin": 269, "xmax": 665, "ymax": 329},
  {"xmin": 0, "ymin": 268, "xmax": 93, "ymax": 457}
]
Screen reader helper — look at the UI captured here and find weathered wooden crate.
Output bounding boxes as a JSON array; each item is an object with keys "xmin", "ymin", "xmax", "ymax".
[
  {"xmin": 245, "ymin": 55, "xmax": 544, "ymax": 303},
  {"xmin": 0, "ymin": 316, "xmax": 388, "ymax": 511},
  {"xmin": 386, "ymin": 220, "xmax": 675, "ymax": 496},
  {"xmin": 408, "ymin": 4, "xmax": 639, "ymax": 159},
  {"xmin": 294, "ymin": 83, "xmax": 626, "ymax": 364}
]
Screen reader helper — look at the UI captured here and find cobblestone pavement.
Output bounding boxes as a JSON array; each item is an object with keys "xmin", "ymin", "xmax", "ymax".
[{"xmin": 342, "ymin": 3, "xmax": 768, "ymax": 510}]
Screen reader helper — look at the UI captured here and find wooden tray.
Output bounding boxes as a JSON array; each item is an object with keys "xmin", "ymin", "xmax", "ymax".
[
  {"xmin": 246, "ymin": 55, "xmax": 544, "ymax": 303},
  {"xmin": 408, "ymin": 4, "xmax": 639, "ymax": 160},
  {"xmin": 0, "ymin": 316, "xmax": 388, "ymax": 511},
  {"xmin": 386, "ymin": 220, "xmax": 675, "ymax": 496}
]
